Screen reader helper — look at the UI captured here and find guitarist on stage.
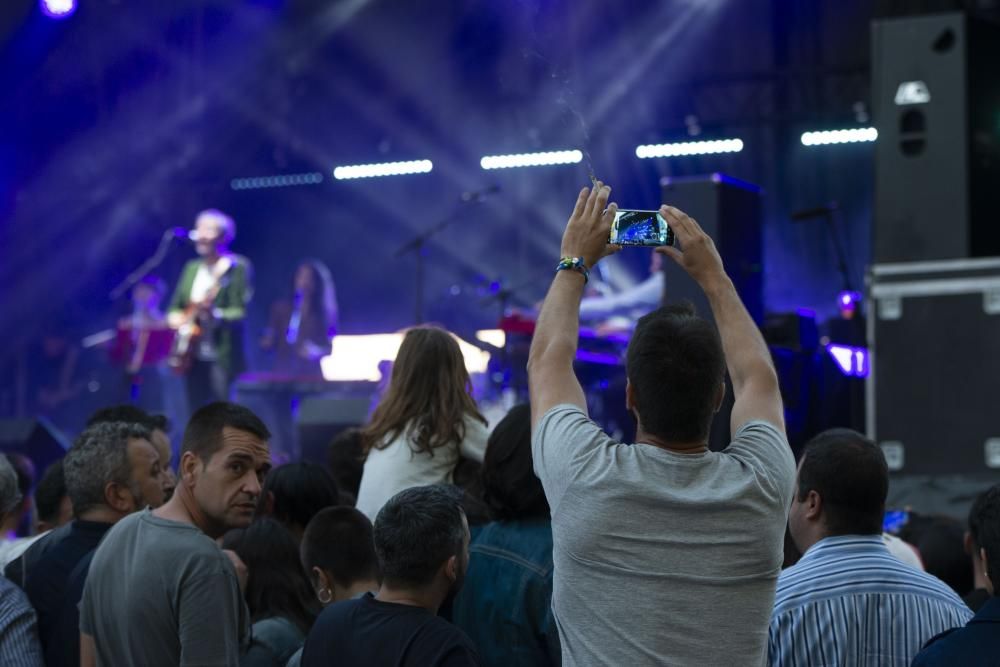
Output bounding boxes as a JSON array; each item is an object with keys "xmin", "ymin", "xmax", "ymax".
[{"xmin": 166, "ymin": 209, "xmax": 253, "ymax": 410}]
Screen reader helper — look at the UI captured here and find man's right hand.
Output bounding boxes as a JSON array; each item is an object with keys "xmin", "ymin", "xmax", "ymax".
[{"xmin": 655, "ymin": 205, "xmax": 728, "ymax": 290}]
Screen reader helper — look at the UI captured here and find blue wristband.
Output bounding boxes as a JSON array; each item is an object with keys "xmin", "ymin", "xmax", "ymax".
[{"xmin": 556, "ymin": 257, "xmax": 589, "ymax": 283}]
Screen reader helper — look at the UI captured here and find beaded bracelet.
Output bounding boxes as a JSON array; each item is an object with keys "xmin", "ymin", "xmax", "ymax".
[{"xmin": 556, "ymin": 256, "xmax": 589, "ymax": 283}]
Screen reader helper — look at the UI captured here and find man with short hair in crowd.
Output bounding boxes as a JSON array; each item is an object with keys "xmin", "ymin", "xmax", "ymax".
[
  {"xmin": 0, "ymin": 454, "xmax": 43, "ymax": 666},
  {"xmin": 912, "ymin": 483, "xmax": 1000, "ymax": 664},
  {"xmin": 286, "ymin": 506, "xmax": 380, "ymax": 667},
  {"xmin": 87, "ymin": 404, "xmax": 177, "ymax": 500},
  {"xmin": 80, "ymin": 401, "xmax": 271, "ymax": 667},
  {"xmin": 528, "ymin": 184, "xmax": 796, "ymax": 664},
  {"xmin": 300, "ymin": 485, "xmax": 479, "ymax": 666},
  {"xmin": 300, "ymin": 506, "xmax": 380, "ymax": 605},
  {"xmin": 769, "ymin": 428, "xmax": 972, "ymax": 665},
  {"xmin": 25, "ymin": 422, "xmax": 166, "ymax": 667}
]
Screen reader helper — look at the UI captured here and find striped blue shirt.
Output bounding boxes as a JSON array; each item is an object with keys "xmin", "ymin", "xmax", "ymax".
[
  {"xmin": 768, "ymin": 535, "xmax": 972, "ymax": 667},
  {"xmin": 0, "ymin": 575, "xmax": 44, "ymax": 667}
]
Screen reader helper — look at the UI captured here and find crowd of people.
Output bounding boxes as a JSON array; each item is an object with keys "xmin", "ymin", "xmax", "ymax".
[{"xmin": 0, "ymin": 186, "xmax": 996, "ymax": 666}]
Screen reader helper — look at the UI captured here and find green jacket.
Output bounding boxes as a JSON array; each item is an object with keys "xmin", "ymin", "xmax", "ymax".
[{"xmin": 167, "ymin": 255, "xmax": 253, "ymax": 376}]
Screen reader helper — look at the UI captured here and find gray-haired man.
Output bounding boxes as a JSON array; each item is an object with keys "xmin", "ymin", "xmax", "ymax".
[{"xmin": 25, "ymin": 421, "xmax": 167, "ymax": 667}]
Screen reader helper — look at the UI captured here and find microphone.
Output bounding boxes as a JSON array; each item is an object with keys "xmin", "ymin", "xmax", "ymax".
[
  {"xmin": 164, "ymin": 227, "xmax": 194, "ymax": 242},
  {"xmin": 461, "ymin": 185, "xmax": 501, "ymax": 202},
  {"xmin": 790, "ymin": 203, "xmax": 838, "ymax": 222}
]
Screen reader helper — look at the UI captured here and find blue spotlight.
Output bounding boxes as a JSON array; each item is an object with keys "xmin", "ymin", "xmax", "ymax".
[{"xmin": 40, "ymin": 0, "xmax": 77, "ymax": 19}]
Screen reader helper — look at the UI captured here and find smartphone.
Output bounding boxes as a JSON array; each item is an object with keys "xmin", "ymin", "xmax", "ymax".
[{"xmin": 609, "ymin": 209, "xmax": 674, "ymax": 247}]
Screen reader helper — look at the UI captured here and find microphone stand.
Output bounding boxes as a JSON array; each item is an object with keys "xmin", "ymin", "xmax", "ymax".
[
  {"xmin": 109, "ymin": 229, "xmax": 181, "ymax": 301},
  {"xmin": 393, "ymin": 194, "xmax": 490, "ymax": 325}
]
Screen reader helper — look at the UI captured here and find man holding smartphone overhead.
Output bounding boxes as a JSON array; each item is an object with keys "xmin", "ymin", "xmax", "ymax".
[{"xmin": 528, "ymin": 182, "xmax": 795, "ymax": 666}]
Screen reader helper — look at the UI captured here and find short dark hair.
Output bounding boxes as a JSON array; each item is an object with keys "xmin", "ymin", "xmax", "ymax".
[
  {"xmin": 626, "ymin": 304, "xmax": 725, "ymax": 443},
  {"xmin": 64, "ymin": 422, "xmax": 152, "ymax": 516},
  {"xmin": 481, "ymin": 404, "xmax": 549, "ymax": 521},
  {"xmin": 35, "ymin": 460, "xmax": 68, "ymax": 525},
  {"xmin": 797, "ymin": 429, "xmax": 888, "ymax": 536},
  {"xmin": 258, "ymin": 463, "xmax": 340, "ymax": 531},
  {"xmin": 301, "ymin": 506, "xmax": 379, "ymax": 587},
  {"xmin": 222, "ymin": 518, "xmax": 319, "ymax": 633},
  {"xmin": 374, "ymin": 485, "xmax": 466, "ymax": 588},
  {"xmin": 969, "ymin": 484, "xmax": 1000, "ymax": 596},
  {"xmin": 88, "ymin": 404, "xmax": 168, "ymax": 433},
  {"xmin": 181, "ymin": 402, "xmax": 270, "ymax": 463}
]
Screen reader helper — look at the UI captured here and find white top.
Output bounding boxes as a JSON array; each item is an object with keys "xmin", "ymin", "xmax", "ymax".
[
  {"xmin": 190, "ymin": 263, "xmax": 216, "ymax": 305},
  {"xmin": 355, "ymin": 414, "xmax": 490, "ymax": 521}
]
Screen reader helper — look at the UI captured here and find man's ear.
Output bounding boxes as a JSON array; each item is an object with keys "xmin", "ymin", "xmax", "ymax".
[
  {"xmin": 444, "ymin": 554, "xmax": 458, "ymax": 584},
  {"xmin": 804, "ymin": 490, "xmax": 823, "ymax": 521},
  {"xmin": 625, "ymin": 380, "xmax": 636, "ymax": 412},
  {"xmin": 103, "ymin": 482, "xmax": 135, "ymax": 514},
  {"xmin": 311, "ymin": 566, "xmax": 331, "ymax": 592},
  {"xmin": 179, "ymin": 451, "xmax": 200, "ymax": 485},
  {"xmin": 714, "ymin": 379, "xmax": 726, "ymax": 414},
  {"xmin": 981, "ymin": 547, "xmax": 991, "ymax": 583}
]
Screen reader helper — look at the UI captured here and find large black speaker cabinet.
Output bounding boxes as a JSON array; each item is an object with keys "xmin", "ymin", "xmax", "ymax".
[
  {"xmin": 660, "ymin": 173, "xmax": 764, "ymax": 324},
  {"xmin": 872, "ymin": 12, "xmax": 1000, "ymax": 263}
]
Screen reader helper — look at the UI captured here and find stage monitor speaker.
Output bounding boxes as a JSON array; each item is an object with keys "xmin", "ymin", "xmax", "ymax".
[
  {"xmin": 295, "ymin": 396, "xmax": 370, "ymax": 466},
  {"xmin": 660, "ymin": 173, "xmax": 764, "ymax": 324},
  {"xmin": 0, "ymin": 418, "xmax": 71, "ymax": 474},
  {"xmin": 872, "ymin": 12, "xmax": 1000, "ymax": 263},
  {"xmin": 867, "ymin": 258, "xmax": 1000, "ymax": 475}
]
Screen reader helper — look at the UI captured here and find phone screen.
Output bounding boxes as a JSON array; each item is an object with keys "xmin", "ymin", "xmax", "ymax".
[{"xmin": 609, "ymin": 210, "xmax": 674, "ymax": 247}]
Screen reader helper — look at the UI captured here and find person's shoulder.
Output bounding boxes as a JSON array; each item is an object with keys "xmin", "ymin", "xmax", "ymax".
[
  {"xmin": 912, "ymin": 626, "xmax": 967, "ymax": 665},
  {"xmin": 533, "ymin": 404, "xmax": 607, "ymax": 444},
  {"xmin": 0, "ymin": 575, "xmax": 34, "ymax": 617},
  {"xmin": 418, "ymin": 613, "xmax": 478, "ymax": 652},
  {"xmin": 231, "ymin": 254, "xmax": 253, "ymax": 270}
]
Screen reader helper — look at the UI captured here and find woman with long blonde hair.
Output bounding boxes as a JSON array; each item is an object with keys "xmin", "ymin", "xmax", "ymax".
[{"xmin": 355, "ymin": 326, "xmax": 488, "ymax": 520}]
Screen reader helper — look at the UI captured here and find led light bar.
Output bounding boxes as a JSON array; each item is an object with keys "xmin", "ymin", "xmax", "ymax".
[
  {"xmin": 230, "ymin": 172, "xmax": 324, "ymax": 191},
  {"xmin": 800, "ymin": 128, "xmax": 877, "ymax": 146},
  {"xmin": 635, "ymin": 139, "xmax": 743, "ymax": 159},
  {"xmin": 333, "ymin": 159, "xmax": 433, "ymax": 180},
  {"xmin": 480, "ymin": 150, "xmax": 583, "ymax": 170}
]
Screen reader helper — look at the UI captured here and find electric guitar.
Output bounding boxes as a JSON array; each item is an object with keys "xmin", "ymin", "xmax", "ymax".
[{"xmin": 168, "ymin": 258, "xmax": 232, "ymax": 373}]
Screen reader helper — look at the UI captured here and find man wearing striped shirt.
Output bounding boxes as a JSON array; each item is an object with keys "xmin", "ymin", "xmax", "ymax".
[{"xmin": 769, "ymin": 429, "xmax": 971, "ymax": 666}]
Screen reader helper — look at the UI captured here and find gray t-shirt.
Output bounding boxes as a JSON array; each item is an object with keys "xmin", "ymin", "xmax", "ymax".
[
  {"xmin": 80, "ymin": 509, "xmax": 249, "ymax": 667},
  {"xmin": 533, "ymin": 405, "xmax": 795, "ymax": 667}
]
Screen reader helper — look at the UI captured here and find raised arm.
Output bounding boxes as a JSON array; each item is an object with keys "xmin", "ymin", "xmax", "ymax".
[
  {"xmin": 528, "ymin": 183, "xmax": 618, "ymax": 430},
  {"xmin": 656, "ymin": 206, "xmax": 783, "ymax": 433}
]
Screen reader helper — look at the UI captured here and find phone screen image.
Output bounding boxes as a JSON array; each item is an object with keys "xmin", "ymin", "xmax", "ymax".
[{"xmin": 609, "ymin": 210, "xmax": 675, "ymax": 247}]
